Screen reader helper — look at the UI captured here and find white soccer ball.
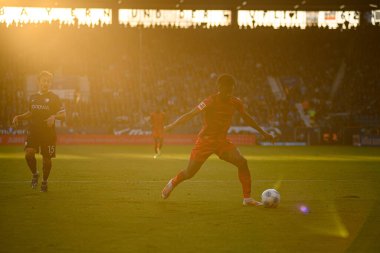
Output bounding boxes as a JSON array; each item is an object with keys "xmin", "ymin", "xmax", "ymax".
[{"xmin": 261, "ymin": 189, "xmax": 280, "ymax": 208}]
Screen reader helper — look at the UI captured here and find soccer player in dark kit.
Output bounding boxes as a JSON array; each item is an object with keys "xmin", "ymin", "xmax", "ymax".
[
  {"xmin": 162, "ymin": 74, "xmax": 274, "ymax": 206},
  {"xmin": 12, "ymin": 71, "xmax": 66, "ymax": 192}
]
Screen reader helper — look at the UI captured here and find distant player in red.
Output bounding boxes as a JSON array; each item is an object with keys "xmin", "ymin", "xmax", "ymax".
[
  {"xmin": 12, "ymin": 71, "xmax": 66, "ymax": 192},
  {"xmin": 150, "ymin": 109, "xmax": 165, "ymax": 159},
  {"xmin": 161, "ymin": 74, "xmax": 274, "ymax": 206}
]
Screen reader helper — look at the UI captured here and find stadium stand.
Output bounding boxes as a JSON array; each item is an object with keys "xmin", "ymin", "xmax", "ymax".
[{"xmin": 1, "ymin": 26, "xmax": 379, "ymax": 142}]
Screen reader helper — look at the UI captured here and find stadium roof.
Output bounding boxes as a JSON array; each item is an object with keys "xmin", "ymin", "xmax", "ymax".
[{"xmin": 1, "ymin": 0, "xmax": 379, "ymax": 10}]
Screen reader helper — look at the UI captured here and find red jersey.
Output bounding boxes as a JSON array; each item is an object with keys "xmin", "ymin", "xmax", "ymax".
[
  {"xmin": 151, "ymin": 111, "xmax": 165, "ymax": 137},
  {"xmin": 196, "ymin": 94, "xmax": 244, "ymax": 140}
]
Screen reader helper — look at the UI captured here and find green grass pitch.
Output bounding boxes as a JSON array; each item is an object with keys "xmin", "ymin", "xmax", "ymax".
[{"xmin": 0, "ymin": 145, "xmax": 380, "ymax": 253}]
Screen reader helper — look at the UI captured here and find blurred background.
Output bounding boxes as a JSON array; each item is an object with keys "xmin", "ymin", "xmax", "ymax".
[{"xmin": 1, "ymin": 0, "xmax": 379, "ymax": 145}]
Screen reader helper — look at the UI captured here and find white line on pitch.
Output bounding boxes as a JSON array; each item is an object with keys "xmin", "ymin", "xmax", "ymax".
[{"xmin": 0, "ymin": 179, "xmax": 374, "ymax": 184}]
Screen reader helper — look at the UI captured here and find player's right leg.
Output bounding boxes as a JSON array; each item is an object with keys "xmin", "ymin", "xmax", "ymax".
[
  {"xmin": 25, "ymin": 148, "xmax": 39, "ymax": 189},
  {"xmin": 25, "ymin": 148, "xmax": 37, "ymax": 174},
  {"xmin": 220, "ymin": 147, "xmax": 262, "ymax": 206},
  {"xmin": 25, "ymin": 133, "xmax": 42, "ymax": 189}
]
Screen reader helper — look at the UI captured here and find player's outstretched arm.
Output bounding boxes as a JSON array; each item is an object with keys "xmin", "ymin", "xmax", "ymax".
[
  {"xmin": 12, "ymin": 111, "xmax": 32, "ymax": 127},
  {"xmin": 240, "ymin": 111, "xmax": 274, "ymax": 142},
  {"xmin": 164, "ymin": 108, "xmax": 201, "ymax": 132},
  {"xmin": 57, "ymin": 110, "xmax": 66, "ymax": 120},
  {"xmin": 46, "ymin": 110, "xmax": 66, "ymax": 128}
]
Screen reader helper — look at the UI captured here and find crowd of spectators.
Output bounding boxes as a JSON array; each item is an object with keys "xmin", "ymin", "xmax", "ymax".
[{"xmin": 0, "ymin": 26, "xmax": 379, "ymax": 135}]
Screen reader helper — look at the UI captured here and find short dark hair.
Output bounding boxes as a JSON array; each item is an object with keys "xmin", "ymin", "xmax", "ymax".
[
  {"xmin": 38, "ymin": 70, "xmax": 53, "ymax": 81},
  {"xmin": 217, "ymin": 74, "xmax": 235, "ymax": 90}
]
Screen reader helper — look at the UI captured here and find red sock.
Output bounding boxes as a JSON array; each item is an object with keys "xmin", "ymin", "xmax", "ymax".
[
  {"xmin": 238, "ymin": 168, "xmax": 251, "ymax": 198},
  {"xmin": 172, "ymin": 171, "xmax": 187, "ymax": 187}
]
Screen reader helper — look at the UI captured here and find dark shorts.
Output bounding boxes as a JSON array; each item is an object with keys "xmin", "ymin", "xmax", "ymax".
[
  {"xmin": 190, "ymin": 137, "xmax": 237, "ymax": 163},
  {"xmin": 24, "ymin": 131, "xmax": 57, "ymax": 158}
]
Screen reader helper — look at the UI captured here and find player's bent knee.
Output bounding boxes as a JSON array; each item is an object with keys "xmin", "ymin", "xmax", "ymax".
[
  {"xmin": 185, "ymin": 172, "xmax": 196, "ymax": 179},
  {"xmin": 42, "ymin": 156, "xmax": 52, "ymax": 163},
  {"xmin": 181, "ymin": 170, "xmax": 191, "ymax": 179},
  {"xmin": 236, "ymin": 157, "xmax": 248, "ymax": 168},
  {"xmin": 42, "ymin": 155, "xmax": 52, "ymax": 164},
  {"xmin": 183, "ymin": 167, "xmax": 200, "ymax": 179},
  {"xmin": 25, "ymin": 149, "xmax": 35, "ymax": 159}
]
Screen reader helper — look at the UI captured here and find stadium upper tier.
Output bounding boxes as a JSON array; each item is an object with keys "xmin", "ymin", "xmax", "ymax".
[
  {"xmin": 1, "ymin": 2, "xmax": 380, "ymax": 29},
  {"xmin": 1, "ymin": 0, "xmax": 378, "ymax": 10}
]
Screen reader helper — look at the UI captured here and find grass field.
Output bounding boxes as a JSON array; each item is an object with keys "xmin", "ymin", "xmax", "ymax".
[{"xmin": 0, "ymin": 145, "xmax": 380, "ymax": 253}]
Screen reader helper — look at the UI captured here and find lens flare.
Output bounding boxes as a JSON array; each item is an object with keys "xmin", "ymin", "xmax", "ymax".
[
  {"xmin": 299, "ymin": 205, "xmax": 309, "ymax": 214},
  {"xmin": 298, "ymin": 202, "xmax": 350, "ymax": 238}
]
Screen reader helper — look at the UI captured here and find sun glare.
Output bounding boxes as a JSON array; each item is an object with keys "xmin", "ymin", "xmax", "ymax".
[{"xmin": 0, "ymin": 7, "xmax": 112, "ymax": 27}]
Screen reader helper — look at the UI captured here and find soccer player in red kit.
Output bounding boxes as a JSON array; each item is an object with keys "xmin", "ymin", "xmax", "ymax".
[
  {"xmin": 12, "ymin": 71, "xmax": 66, "ymax": 192},
  {"xmin": 162, "ymin": 74, "xmax": 274, "ymax": 206},
  {"xmin": 150, "ymin": 109, "xmax": 165, "ymax": 159}
]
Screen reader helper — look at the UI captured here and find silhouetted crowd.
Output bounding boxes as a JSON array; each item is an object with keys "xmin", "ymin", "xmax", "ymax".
[{"xmin": 1, "ymin": 26, "xmax": 379, "ymax": 134}]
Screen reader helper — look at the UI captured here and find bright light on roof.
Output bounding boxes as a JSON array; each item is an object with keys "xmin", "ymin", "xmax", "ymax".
[{"xmin": 0, "ymin": 7, "xmax": 112, "ymax": 27}]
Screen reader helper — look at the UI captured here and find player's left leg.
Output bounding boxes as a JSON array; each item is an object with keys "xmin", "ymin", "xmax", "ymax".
[
  {"xmin": 41, "ymin": 155, "xmax": 52, "ymax": 192},
  {"xmin": 156, "ymin": 138, "xmax": 163, "ymax": 157},
  {"xmin": 40, "ymin": 143, "xmax": 56, "ymax": 192},
  {"xmin": 220, "ymin": 148, "xmax": 262, "ymax": 206},
  {"xmin": 154, "ymin": 139, "xmax": 157, "ymax": 152},
  {"xmin": 158, "ymin": 138, "xmax": 163, "ymax": 153},
  {"xmin": 154, "ymin": 138, "xmax": 160, "ymax": 159},
  {"xmin": 161, "ymin": 159, "xmax": 204, "ymax": 199},
  {"xmin": 162, "ymin": 138, "xmax": 213, "ymax": 199}
]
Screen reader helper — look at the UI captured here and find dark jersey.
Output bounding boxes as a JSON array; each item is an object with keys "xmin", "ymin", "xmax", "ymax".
[
  {"xmin": 28, "ymin": 92, "xmax": 64, "ymax": 135},
  {"xmin": 195, "ymin": 94, "xmax": 244, "ymax": 140}
]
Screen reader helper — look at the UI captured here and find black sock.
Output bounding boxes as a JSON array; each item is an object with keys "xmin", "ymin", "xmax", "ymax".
[{"xmin": 25, "ymin": 155, "xmax": 37, "ymax": 174}]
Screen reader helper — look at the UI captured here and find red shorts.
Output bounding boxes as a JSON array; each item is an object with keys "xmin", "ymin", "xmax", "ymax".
[
  {"xmin": 152, "ymin": 129, "xmax": 163, "ymax": 139},
  {"xmin": 190, "ymin": 137, "xmax": 236, "ymax": 163}
]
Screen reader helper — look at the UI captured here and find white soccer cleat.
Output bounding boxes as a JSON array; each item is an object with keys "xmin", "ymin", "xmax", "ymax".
[
  {"xmin": 161, "ymin": 179, "xmax": 174, "ymax": 199},
  {"xmin": 155, "ymin": 150, "xmax": 161, "ymax": 159},
  {"xmin": 31, "ymin": 173, "xmax": 39, "ymax": 189},
  {"xmin": 40, "ymin": 182, "xmax": 48, "ymax": 192},
  {"xmin": 242, "ymin": 198, "xmax": 263, "ymax": 207},
  {"xmin": 154, "ymin": 150, "xmax": 161, "ymax": 159}
]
